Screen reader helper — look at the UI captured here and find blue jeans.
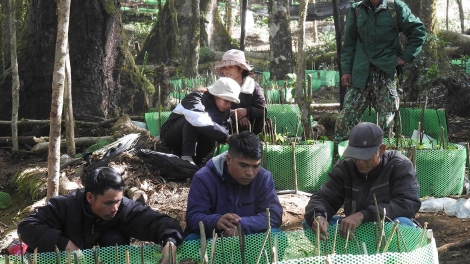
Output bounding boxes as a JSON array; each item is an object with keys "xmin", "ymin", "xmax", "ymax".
[
  {"xmin": 184, "ymin": 228, "xmax": 283, "ymax": 241},
  {"xmin": 301, "ymin": 215, "xmax": 415, "ymax": 230}
]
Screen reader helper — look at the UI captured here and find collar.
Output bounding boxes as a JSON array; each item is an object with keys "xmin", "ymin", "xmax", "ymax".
[{"xmin": 240, "ymin": 76, "xmax": 255, "ymax": 94}]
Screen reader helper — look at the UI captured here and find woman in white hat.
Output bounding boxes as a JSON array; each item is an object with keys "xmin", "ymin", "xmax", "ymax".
[
  {"xmin": 214, "ymin": 49, "xmax": 266, "ymax": 135},
  {"xmin": 160, "ymin": 77, "xmax": 241, "ymax": 166}
]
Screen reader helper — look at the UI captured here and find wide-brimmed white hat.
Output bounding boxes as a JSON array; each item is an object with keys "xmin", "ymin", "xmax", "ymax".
[
  {"xmin": 214, "ymin": 49, "xmax": 253, "ymax": 75},
  {"xmin": 208, "ymin": 77, "xmax": 241, "ymax": 104}
]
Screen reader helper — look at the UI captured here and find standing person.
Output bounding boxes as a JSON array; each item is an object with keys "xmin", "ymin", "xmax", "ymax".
[
  {"xmin": 17, "ymin": 167, "xmax": 183, "ymax": 263},
  {"xmin": 304, "ymin": 122, "xmax": 421, "ymax": 240},
  {"xmin": 214, "ymin": 49, "xmax": 267, "ymax": 135},
  {"xmin": 160, "ymin": 77, "xmax": 241, "ymax": 166},
  {"xmin": 335, "ymin": 0, "xmax": 426, "ymax": 141},
  {"xmin": 184, "ymin": 131, "xmax": 283, "ymax": 240}
]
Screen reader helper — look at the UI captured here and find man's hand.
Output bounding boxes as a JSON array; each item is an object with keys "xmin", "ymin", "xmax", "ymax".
[
  {"xmin": 65, "ymin": 240, "xmax": 80, "ymax": 251},
  {"xmin": 231, "ymin": 108, "xmax": 248, "ymax": 119},
  {"xmin": 340, "ymin": 212, "xmax": 364, "ymax": 239},
  {"xmin": 238, "ymin": 116, "xmax": 251, "ymax": 127},
  {"xmin": 311, "ymin": 216, "xmax": 329, "ymax": 240},
  {"xmin": 217, "ymin": 213, "xmax": 241, "ymax": 236},
  {"xmin": 341, "ymin": 74, "xmax": 352, "ymax": 88},
  {"xmin": 159, "ymin": 240, "xmax": 177, "ymax": 264},
  {"xmin": 397, "ymin": 57, "xmax": 406, "ymax": 66}
]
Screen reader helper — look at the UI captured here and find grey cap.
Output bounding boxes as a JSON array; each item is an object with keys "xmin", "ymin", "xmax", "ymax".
[{"xmin": 343, "ymin": 122, "xmax": 383, "ymax": 160}]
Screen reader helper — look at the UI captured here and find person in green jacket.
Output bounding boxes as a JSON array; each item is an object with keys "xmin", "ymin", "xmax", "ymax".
[{"xmin": 335, "ymin": 0, "xmax": 426, "ymax": 141}]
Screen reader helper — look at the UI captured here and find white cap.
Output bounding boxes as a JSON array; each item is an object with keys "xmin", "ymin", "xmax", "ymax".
[{"xmin": 208, "ymin": 77, "xmax": 241, "ymax": 104}]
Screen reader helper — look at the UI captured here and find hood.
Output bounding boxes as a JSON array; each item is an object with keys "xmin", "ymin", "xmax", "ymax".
[
  {"xmin": 211, "ymin": 151, "xmax": 228, "ymax": 177},
  {"xmin": 241, "ymin": 76, "xmax": 255, "ymax": 94}
]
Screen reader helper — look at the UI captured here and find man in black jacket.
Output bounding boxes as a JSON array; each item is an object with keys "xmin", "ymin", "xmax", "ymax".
[
  {"xmin": 18, "ymin": 167, "xmax": 183, "ymax": 263},
  {"xmin": 304, "ymin": 122, "xmax": 420, "ymax": 240}
]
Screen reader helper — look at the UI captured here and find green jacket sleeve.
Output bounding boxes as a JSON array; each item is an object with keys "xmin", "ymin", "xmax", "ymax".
[{"xmin": 396, "ymin": 0, "xmax": 426, "ymax": 63}]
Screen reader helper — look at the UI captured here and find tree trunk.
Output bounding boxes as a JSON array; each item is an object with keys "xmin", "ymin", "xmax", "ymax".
[
  {"xmin": 9, "ymin": 0, "xmax": 19, "ymax": 151},
  {"xmin": 175, "ymin": 0, "xmax": 200, "ymax": 77},
  {"xmin": 0, "ymin": 0, "xmax": 154, "ymax": 121},
  {"xmin": 420, "ymin": 0, "xmax": 438, "ymax": 34},
  {"xmin": 332, "ymin": 0, "xmax": 345, "ymax": 108},
  {"xmin": 455, "ymin": 0, "xmax": 465, "ymax": 34},
  {"xmin": 153, "ymin": 64, "xmax": 173, "ymax": 110},
  {"xmin": 64, "ymin": 42, "xmax": 75, "ymax": 157},
  {"xmin": 294, "ymin": 0, "xmax": 313, "ymax": 140},
  {"xmin": 240, "ymin": 0, "xmax": 247, "ymax": 50},
  {"xmin": 200, "ymin": 0, "xmax": 234, "ymax": 51},
  {"xmin": 226, "ymin": 0, "xmax": 233, "ymax": 35},
  {"xmin": 0, "ymin": 1, "xmax": 5, "ymax": 77},
  {"xmin": 268, "ymin": 0, "xmax": 294, "ymax": 80},
  {"xmin": 438, "ymin": 30, "xmax": 470, "ymax": 56},
  {"xmin": 47, "ymin": 0, "xmax": 70, "ymax": 201}
]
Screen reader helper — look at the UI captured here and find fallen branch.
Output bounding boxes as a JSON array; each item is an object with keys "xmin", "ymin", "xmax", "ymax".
[
  {"xmin": 0, "ymin": 116, "xmax": 144, "ymax": 127},
  {"xmin": 437, "ymin": 238, "xmax": 470, "ymax": 253},
  {"xmin": 31, "ymin": 136, "xmax": 114, "ymax": 152},
  {"xmin": 0, "ymin": 136, "xmax": 48, "ymax": 146}
]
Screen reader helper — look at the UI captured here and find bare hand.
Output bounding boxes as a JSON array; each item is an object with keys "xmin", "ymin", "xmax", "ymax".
[
  {"xmin": 311, "ymin": 216, "xmax": 329, "ymax": 240},
  {"xmin": 217, "ymin": 213, "xmax": 241, "ymax": 234},
  {"xmin": 341, "ymin": 74, "xmax": 352, "ymax": 88},
  {"xmin": 65, "ymin": 240, "xmax": 80, "ymax": 251},
  {"xmin": 397, "ymin": 57, "xmax": 406, "ymax": 66},
  {"xmin": 231, "ymin": 108, "xmax": 248, "ymax": 119},
  {"xmin": 340, "ymin": 212, "xmax": 364, "ymax": 238},
  {"xmin": 160, "ymin": 241, "xmax": 177, "ymax": 264},
  {"xmin": 238, "ymin": 116, "xmax": 251, "ymax": 127}
]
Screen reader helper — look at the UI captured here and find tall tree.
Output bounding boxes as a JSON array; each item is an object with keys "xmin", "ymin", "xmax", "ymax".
[
  {"xmin": 294, "ymin": 0, "xmax": 313, "ymax": 140},
  {"xmin": 240, "ymin": 0, "xmax": 247, "ymax": 50},
  {"xmin": 332, "ymin": 0, "xmax": 345, "ymax": 108},
  {"xmin": 0, "ymin": 0, "xmax": 154, "ymax": 121},
  {"xmin": 136, "ymin": 0, "xmax": 201, "ymax": 77},
  {"xmin": 455, "ymin": 0, "xmax": 465, "ymax": 34},
  {"xmin": 48, "ymin": 0, "xmax": 70, "ymax": 201},
  {"xmin": 64, "ymin": 42, "xmax": 75, "ymax": 157},
  {"xmin": 200, "ymin": 0, "xmax": 234, "ymax": 51},
  {"xmin": 0, "ymin": 1, "xmax": 5, "ymax": 77},
  {"xmin": 268, "ymin": 0, "xmax": 294, "ymax": 80},
  {"xmin": 9, "ymin": 0, "xmax": 19, "ymax": 151}
]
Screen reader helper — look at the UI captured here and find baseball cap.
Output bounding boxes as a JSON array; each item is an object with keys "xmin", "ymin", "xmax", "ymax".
[
  {"xmin": 208, "ymin": 77, "xmax": 241, "ymax": 104},
  {"xmin": 343, "ymin": 122, "xmax": 383, "ymax": 160}
]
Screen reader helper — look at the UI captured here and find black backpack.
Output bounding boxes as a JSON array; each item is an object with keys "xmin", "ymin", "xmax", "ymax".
[{"xmin": 136, "ymin": 149, "xmax": 199, "ymax": 180}]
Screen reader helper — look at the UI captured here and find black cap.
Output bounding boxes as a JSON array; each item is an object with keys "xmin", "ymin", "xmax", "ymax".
[{"xmin": 343, "ymin": 122, "xmax": 383, "ymax": 160}]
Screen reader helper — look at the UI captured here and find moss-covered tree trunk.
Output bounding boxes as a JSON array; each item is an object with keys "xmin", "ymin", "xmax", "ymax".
[
  {"xmin": 137, "ymin": 0, "xmax": 200, "ymax": 77},
  {"xmin": 0, "ymin": 0, "xmax": 154, "ymax": 120},
  {"xmin": 200, "ymin": 0, "xmax": 234, "ymax": 51},
  {"xmin": 268, "ymin": 0, "xmax": 294, "ymax": 80}
]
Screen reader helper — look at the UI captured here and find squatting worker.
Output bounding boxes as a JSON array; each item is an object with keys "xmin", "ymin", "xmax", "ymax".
[
  {"xmin": 335, "ymin": 0, "xmax": 426, "ymax": 141},
  {"xmin": 18, "ymin": 167, "xmax": 183, "ymax": 263},
  {"xmin": 160, "ymin": 77, "xmax": 241, "ymax": 166},
  {"xmin": 304, "ymin": 122, "xmax": 421, "ymax": 239}
]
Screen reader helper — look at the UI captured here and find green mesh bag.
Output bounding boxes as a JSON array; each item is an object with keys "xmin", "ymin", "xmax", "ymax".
[
  {"xmin": 145, "ymin": 111, "xmax": 172, "ymax": 136},
  {"xmin": 0, "ymin": 192, "xmax": 12, "ymax": 209},
  {"xmin": 266, "ymin": 104, "xmax": 304, "ymax": 135},
  {"xmin": 214, "ymin": 141, "xmax": 334, "ymax": 192},
  {"xmin": 361, "ymin": 108, "xmax": 448, "ymax": 143},
  {"xmin": 177, "ymin": 223, "xmax": 437, "ymax": 264},
  {"xmin": 2, "ymin": 224, "xmax": 437, "ymax": 263},
  {"xmin": 338, "ymin": 139, "xmax": 467, "ymax": 198}
]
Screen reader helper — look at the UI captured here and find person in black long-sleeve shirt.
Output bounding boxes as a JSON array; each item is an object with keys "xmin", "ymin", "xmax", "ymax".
[
  {"xmin": 161, "ymin": 77, "xmax": 241, "ymax": 165},
  {"xmin": 18, "ymin": 167, "xmax": 183, "ymax": 263}
]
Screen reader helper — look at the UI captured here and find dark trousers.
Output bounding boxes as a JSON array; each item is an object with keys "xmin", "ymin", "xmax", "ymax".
[
  {"xmin": 97, "ymin": 229, "xmax": 129, "ymax": 247},
  {"xmin": 162, "ymin": 117, "xmax": 216, "ymax": 165}
]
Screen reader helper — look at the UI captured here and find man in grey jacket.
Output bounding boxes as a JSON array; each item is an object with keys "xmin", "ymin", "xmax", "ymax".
[{"xmin": 304, "ymin": 122, "xmax": 420, "ymax": 240}]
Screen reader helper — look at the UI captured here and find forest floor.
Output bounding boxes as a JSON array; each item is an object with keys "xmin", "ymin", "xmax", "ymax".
[{"xmin": 0, "ymin": 19, "xmax": 470, "ymax": 264}]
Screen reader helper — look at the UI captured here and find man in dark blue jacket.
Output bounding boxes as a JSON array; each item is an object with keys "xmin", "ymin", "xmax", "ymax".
[
  {"xmin": 18, "ymin": 167, "xmax": 183, "ymax": 263},
  {"xmin": 185, "ymin": 132, "xmax": 283, "ymax": 240}
]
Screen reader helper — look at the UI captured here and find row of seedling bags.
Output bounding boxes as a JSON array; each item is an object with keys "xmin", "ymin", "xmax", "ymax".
[{"xmin": 3, "ymin": 208, "xmax": 437, "ymax": 263}]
